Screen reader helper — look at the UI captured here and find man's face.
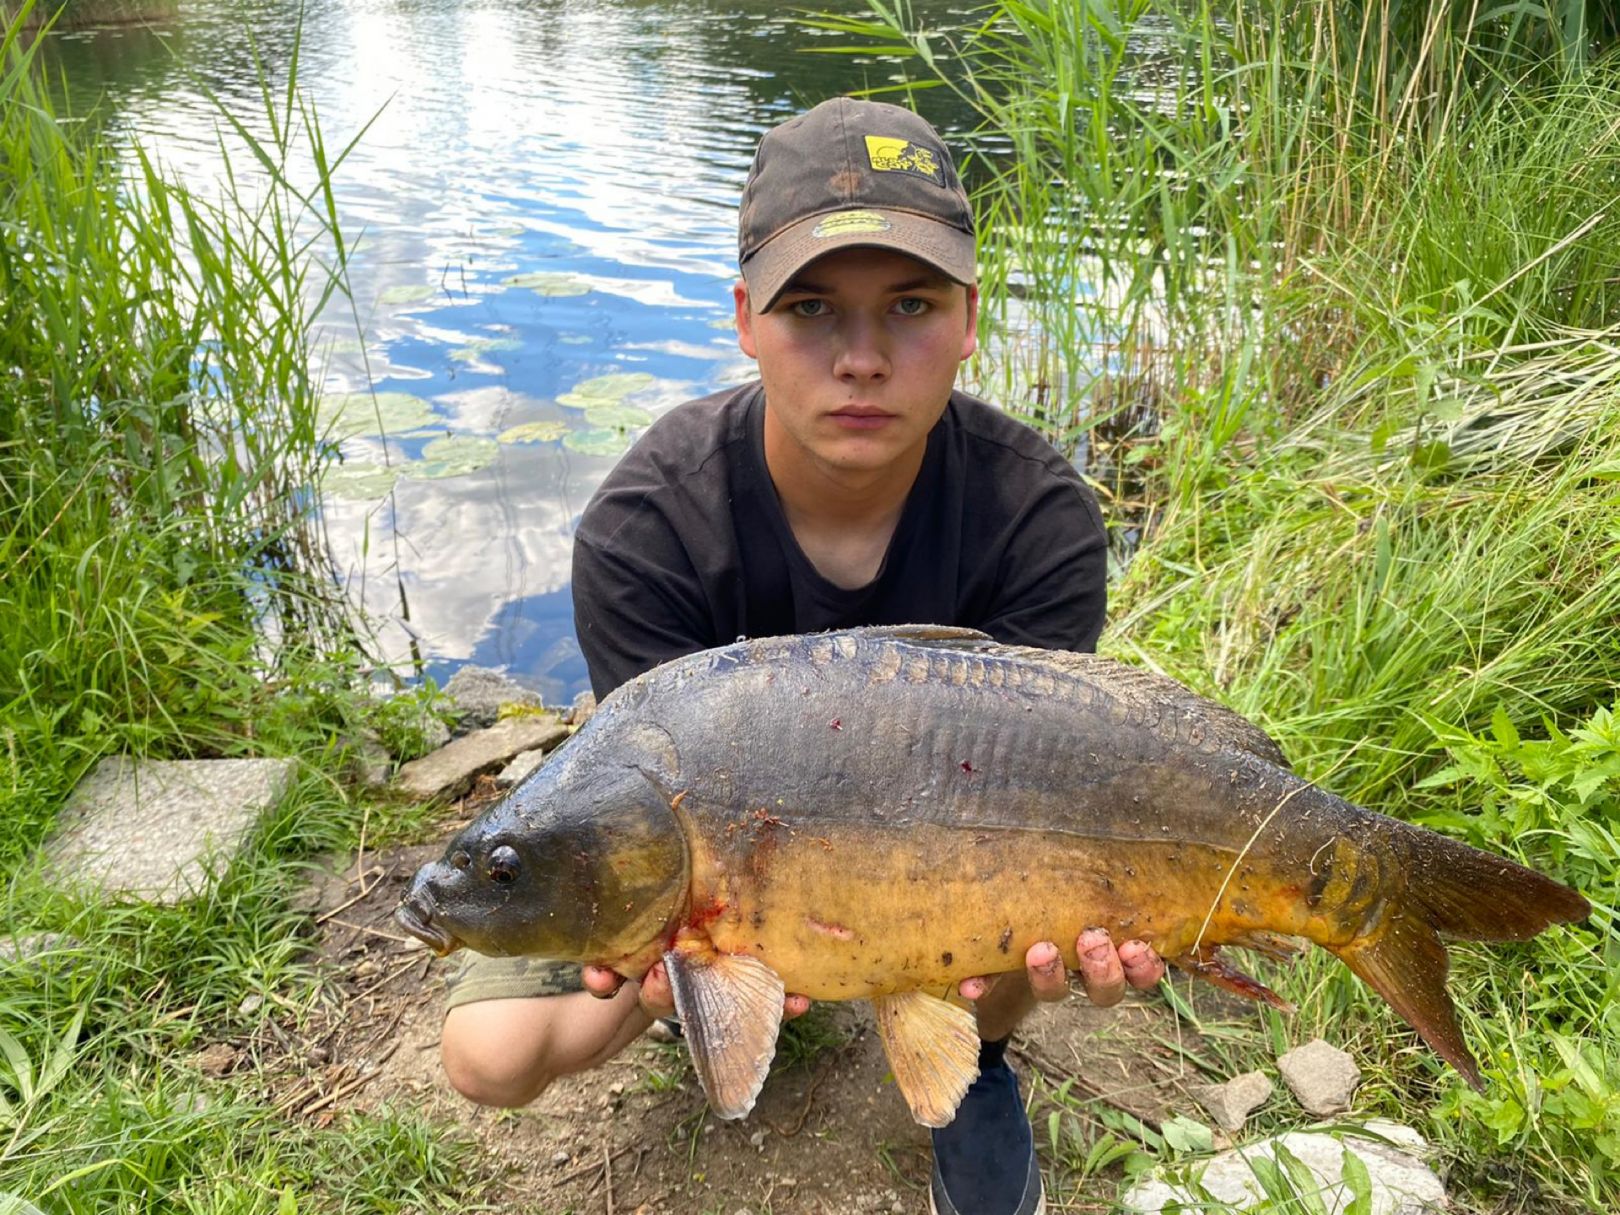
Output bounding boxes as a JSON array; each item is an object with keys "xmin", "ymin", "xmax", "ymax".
[{"xmin": 734, "ymin": 248, "xmax": 978, "ymax": 482}]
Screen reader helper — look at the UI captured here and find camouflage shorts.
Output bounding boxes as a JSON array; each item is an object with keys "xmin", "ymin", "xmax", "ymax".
[{"xmin": 441, "ymin": 953, "xmax": 583, "ymax": 1010}]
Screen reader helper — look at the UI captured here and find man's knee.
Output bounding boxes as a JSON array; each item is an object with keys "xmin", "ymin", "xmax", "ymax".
[{"xmin": 441, "ymin": 1000, "xmax": 555, "ymax": 1107}]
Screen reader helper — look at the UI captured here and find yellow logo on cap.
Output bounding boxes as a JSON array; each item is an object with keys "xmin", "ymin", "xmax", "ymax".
[
  {"xmin": 865, "ymin": 135, "xmax": 943, "ymax": 184},
  {"xmin": 811, "ymin": 210, "xmax": 894, "ymax": 239}
]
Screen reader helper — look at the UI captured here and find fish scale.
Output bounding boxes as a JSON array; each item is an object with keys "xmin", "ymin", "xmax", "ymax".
[{"xmin": 399, "ymin": 625, "xmax": 1590, "ymax": 1125}]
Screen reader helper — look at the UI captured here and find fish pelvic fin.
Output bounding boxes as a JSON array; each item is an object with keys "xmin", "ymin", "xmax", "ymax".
[
  {"xmin": 1332, "ymin": 909, "xmax": 1483, "ymax": 1092},
  {"xmin": 871, "ymin": 990, "xmax": 980, "ymax": 1128},
  {"xmin": 663, "ymin": 943, "xmax": 784, "ymax": 1120},
  {"xmin": 1170, "ymin": 944, "xmax": 1294, "ymax": 1011}
]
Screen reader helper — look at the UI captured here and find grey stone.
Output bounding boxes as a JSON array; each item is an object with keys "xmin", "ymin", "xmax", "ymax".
[
  {"xmin": 566, "ymin": 690, "xmax": 597, "ymax": 727},
  {"xmin": 443, "ymin": 665, "xmax": 540, "ymax": 730},
  {"xmin": 1121, "ymin": 1120, "xmax": 1445, "ymax": 1214},
  {"xmin": 394, "ymin": 715, "xmax": 568, "ymax": 801},
  {"xmin": 43, "ymin": 756, "xmax": 295, "ymax": 904},
  {"xmin": 1192, "ymin": 1069, "xmax": 1274, "ymax": 1132},
  {"xmin": 350, "ymin": 736, "xmax": 393, "ymax": 788},
  {"xmin": 1278, "ymin": 1038, "xmax": 1362, "ymax": 1116},
  {"xmin": 0, "ymin": 933, "xmax": 81, "ymax": 968},
  {"xmin": 495, "ymin": 748, "xmax": 550, "ymax": 789}
]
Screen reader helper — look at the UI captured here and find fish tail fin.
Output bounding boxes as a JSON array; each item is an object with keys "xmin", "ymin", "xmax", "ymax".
[
  {"xmin": 1332, "ymin": 831, "xmax": 1589, "ymax": 1092},
  {"xmin": 1397, "ymin": 826, "xmax": 1590, "ymax": 942},
  {"xmin": 1332, "ymin": 909, "xmax": 1483, "ymax": 1091}
]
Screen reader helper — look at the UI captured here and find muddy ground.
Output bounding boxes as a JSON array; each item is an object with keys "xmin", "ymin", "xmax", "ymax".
[{"xmin": 218, "ymin": 790, "xmax": 1255, "ymax": 1214}]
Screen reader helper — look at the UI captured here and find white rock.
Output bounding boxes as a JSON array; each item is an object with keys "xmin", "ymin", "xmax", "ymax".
[
  {"xmin": 395, "ymin": 715, "xmax": 568, "ymax": 801},
  {"xmin": 1120, "ymin": 1122, "xmax": 1446, "ymax": 1215},
  {"xmin": 444, "ymin": 666, "xmax": 540, "ymax": 730},
  {"xmin": 495, "ymin": 748, "xmax": 549, "ymax": 788},
  {"xmin": 1193, "ymin": 1070, "xmax": 1274, "ymax": 1131},
  {"xmin": 1278, "ymin": 1038, "xmax": 1362, "ymax": 1116}
]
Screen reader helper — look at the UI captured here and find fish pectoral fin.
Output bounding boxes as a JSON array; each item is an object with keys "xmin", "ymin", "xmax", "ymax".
[
  {"xmin": 663, "ymin": 945, "xmax": 784, "ymax": 1120},
  {"xmin": 871, "ymin": 990, "xmax": 980, "ymax": 1128},
  {"xmin": 1170, "ymin": 944, "xmax": 1294, "ymax": 1011}
]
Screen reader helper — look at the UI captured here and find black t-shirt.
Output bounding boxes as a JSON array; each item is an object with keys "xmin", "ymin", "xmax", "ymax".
[{"xmin": 571, "ymin": 381, "xmax": 1107, "ymax": 699}]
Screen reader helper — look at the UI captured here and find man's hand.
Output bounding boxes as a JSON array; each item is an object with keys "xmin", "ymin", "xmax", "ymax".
[
  {"xmin": 956, "ymin": 929, "xmax": 1166, "ymax": 1007},
  {"xmin": 583, "ymin": 964, "xmax": 812, "ymax": 1022}
]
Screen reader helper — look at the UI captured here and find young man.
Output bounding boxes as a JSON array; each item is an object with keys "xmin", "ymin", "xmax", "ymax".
[{"xmin": 441, "ymin": 97, "xmax": 1165, "ymax": 1215}]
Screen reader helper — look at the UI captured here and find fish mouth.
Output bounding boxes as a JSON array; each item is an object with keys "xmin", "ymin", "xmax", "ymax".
[{"xmin": 395, "ymin": 894, "xmax": 461, "ymax": 957}]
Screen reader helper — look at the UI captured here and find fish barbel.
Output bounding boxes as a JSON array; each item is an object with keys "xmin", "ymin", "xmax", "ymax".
[{"xmin": 397, "ymin": 626, "xmax": 1589, "ymax": 1126}]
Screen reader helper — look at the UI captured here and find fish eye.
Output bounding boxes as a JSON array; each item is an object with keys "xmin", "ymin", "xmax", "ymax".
[
  {"xmin": 450, "ymin": 850, "xmax": 471, "ymax": 871},
  {"xmin": 487, "ymin": 845, "xmax": 521, "ymax": 885}
]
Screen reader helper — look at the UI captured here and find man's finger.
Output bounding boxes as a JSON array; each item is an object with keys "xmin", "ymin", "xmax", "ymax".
[
  {"xmin": 637, "ymin": 961, "xmax": 677, "ymax": 1018},
  {"xmin": 1025, "ymin": 940, "xmax": 1068, "ymax": 1003},
  {"xmin": 957, "ymin": 974, "xmax": 999, "ymax": 1002},
  {"xmin": 1075, "ymin": 927, "xmax": 1127, "ymax": 1008},
  {"xmin": 582, "ymin": 964, "xmax": 625, "ymax": 999},
  {"xmin": 1119, "ymin": 939, "xmax": 1166, "ymax": 989}
]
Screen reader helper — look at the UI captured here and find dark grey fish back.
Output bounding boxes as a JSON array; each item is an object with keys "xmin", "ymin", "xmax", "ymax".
[{"xmin": 992, "ymin": 646, "xmax": 1292, "ymax": 770}]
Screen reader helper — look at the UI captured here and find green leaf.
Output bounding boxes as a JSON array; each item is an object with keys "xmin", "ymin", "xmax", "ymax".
[
  {"xmin": 1341, "ymin": 1145, "xmax": 1374, "ymax": 1215},
  {"xmin": 1161, "ymin": 1114, "xmax": 1213, "ymax": 1154},
  {"xmin": 497, "ymin": 420, "xmax": 570, "ymax": 444},
  {"xmin": 1491, "ymin": 708, "xmax": 1521, "ymax": 751},
  {"xmin": 0, "ymin": 1026, "xmax": 35, "ymax": 1103}
]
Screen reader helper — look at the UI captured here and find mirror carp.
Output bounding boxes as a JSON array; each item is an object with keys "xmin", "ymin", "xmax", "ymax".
[{"xmin": 397, "ymin": 626, "xmax": 1589, "ymax": 1126}]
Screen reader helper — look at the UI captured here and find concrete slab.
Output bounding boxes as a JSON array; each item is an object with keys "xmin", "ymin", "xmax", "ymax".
[{"xmin": 43, "ymin": 756, "xmax": 295, "ymax": 903}]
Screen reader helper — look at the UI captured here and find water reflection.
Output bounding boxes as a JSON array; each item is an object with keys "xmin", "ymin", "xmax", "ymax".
[{"xmin": 42, "ymin": 0, "xmax": 980, "ymax": 700}]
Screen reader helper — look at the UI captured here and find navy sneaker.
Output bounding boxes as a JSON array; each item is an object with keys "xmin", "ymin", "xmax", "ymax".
[{"xmin": 929, "ymin": 1038, "xmax": 1045, "ymax": 1215}]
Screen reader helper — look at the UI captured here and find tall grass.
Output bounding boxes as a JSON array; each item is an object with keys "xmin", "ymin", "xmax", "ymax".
[
  {"xmin": 0, "ymin": 2, "xmax": 365, "ymax": 862},
  {"xmin": 824, "ymin": 0, "xmax": 1620, "ymax": 1206},
  {"xmin": 0, "ymin": 7, "xmax": 493, "ymax": 1209}
]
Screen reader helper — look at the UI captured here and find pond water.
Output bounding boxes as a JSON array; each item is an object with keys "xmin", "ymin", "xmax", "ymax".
[{"xmin": 43, "ymin": 0, "xmax": 986, "ymax": 702}]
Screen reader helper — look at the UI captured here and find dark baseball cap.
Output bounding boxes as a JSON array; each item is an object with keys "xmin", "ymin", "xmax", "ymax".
[{"xmin": 737, "ymin": 96, "xmax": 976, "ymax": 312}]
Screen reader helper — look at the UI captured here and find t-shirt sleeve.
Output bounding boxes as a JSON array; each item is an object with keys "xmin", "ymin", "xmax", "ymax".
[
  {"xmin": 978, "ymin": 476, "xmax": 1108, "ymax": 654},
  {"xmin": 571, "ymin": 506, "xmax": 719, "ymax": 701}
]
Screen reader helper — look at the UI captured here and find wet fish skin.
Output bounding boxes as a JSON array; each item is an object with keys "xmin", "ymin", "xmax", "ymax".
[{"xmin": 399, "ymin": 625, "xmax": 1590, "ymax": 1120}]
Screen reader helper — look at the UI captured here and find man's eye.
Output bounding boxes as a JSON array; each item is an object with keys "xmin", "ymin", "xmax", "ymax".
[
  {"xmin": 789, "ymin": 299, "xmax": 829, "ymax": 317},
  {"xmin": 894, "ymin": 297, "xmax": 930, "ymax": 316}
]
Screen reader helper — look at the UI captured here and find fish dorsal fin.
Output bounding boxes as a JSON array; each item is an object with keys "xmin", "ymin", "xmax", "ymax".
[
  {"xmin": 996, "ymin": 647, "xmax": 1292, "ymax": 770},
  {"xmin": 663, "ymin": 943, "xmax": 784, "ymax": 1120},
  {"xmin": 871, "ymin": 990, "xmax": 981, "ymax": 1127},
  {"xmin": 850, "ymin": 624, "xmax": 995, "ymax": 647}
]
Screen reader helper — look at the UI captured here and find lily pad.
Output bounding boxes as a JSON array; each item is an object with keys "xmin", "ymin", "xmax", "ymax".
[
  {"xmin": 503, "ymin": 271, "xmax": 592, "ymax": 297},
  {"xmin": 321, "ymin": 462, "xmax": 399, "ymax": 500},
  {"xmin": 319, "ymin": 392, "xmax": 437, "ymax": 438},
  {"xmin": 399, "ymin": 435, "xmax": 500, "ymax": 479},
  {"xmin": 556, "ymin": 372, "xmax": 657, "ymax": 409},
  {"xmin": 562, "ymin": 427, "xmax": 631, "ymax": 457},
  {"xmin": 451, "ymin": 338, "xmax": 522, "ymax": 362},
  {"xmin": 498, "ymin": 420, "xmax": 570, "ymax": 444},
  {"xmin": 584, "ymin": 402, "xmax": 654, "ymax": 430},
  {"xmin": 379, "ymin": 284, "xmax": 437, "ymax": 305}
]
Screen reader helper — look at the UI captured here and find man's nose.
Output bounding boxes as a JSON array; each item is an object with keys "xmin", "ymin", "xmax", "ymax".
[{"xmin": 833, "ymin": 314, "xmax": 890, "ymax": 381}]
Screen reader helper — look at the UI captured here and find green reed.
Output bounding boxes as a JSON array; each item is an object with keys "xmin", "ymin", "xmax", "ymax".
[
  {"xmin": 0, "ymin": 2, "xmax": 369, "ymax": 859},
  {"xmin": 825, "ymin": 0, "xmax": 1620, "ymax": 1206}
]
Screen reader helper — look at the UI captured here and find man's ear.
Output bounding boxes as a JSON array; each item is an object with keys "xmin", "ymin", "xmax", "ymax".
[
  {"xmin": 961, "ymin": 284, "xmax": 979, "ymax": 362},
  {"xmin": 734, "ymin": 281, "xmax": 759, "ymax": 359}
]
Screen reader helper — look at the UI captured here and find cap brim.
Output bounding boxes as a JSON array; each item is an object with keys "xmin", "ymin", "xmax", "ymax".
[{"xmin": 741, "ymin": 209, "xmax": 975, "ymax": 313}]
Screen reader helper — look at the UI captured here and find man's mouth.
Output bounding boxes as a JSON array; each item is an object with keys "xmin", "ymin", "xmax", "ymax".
[{"xmin": 828, "ymin": 405, "xmax": 895, "ymax": 430}]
